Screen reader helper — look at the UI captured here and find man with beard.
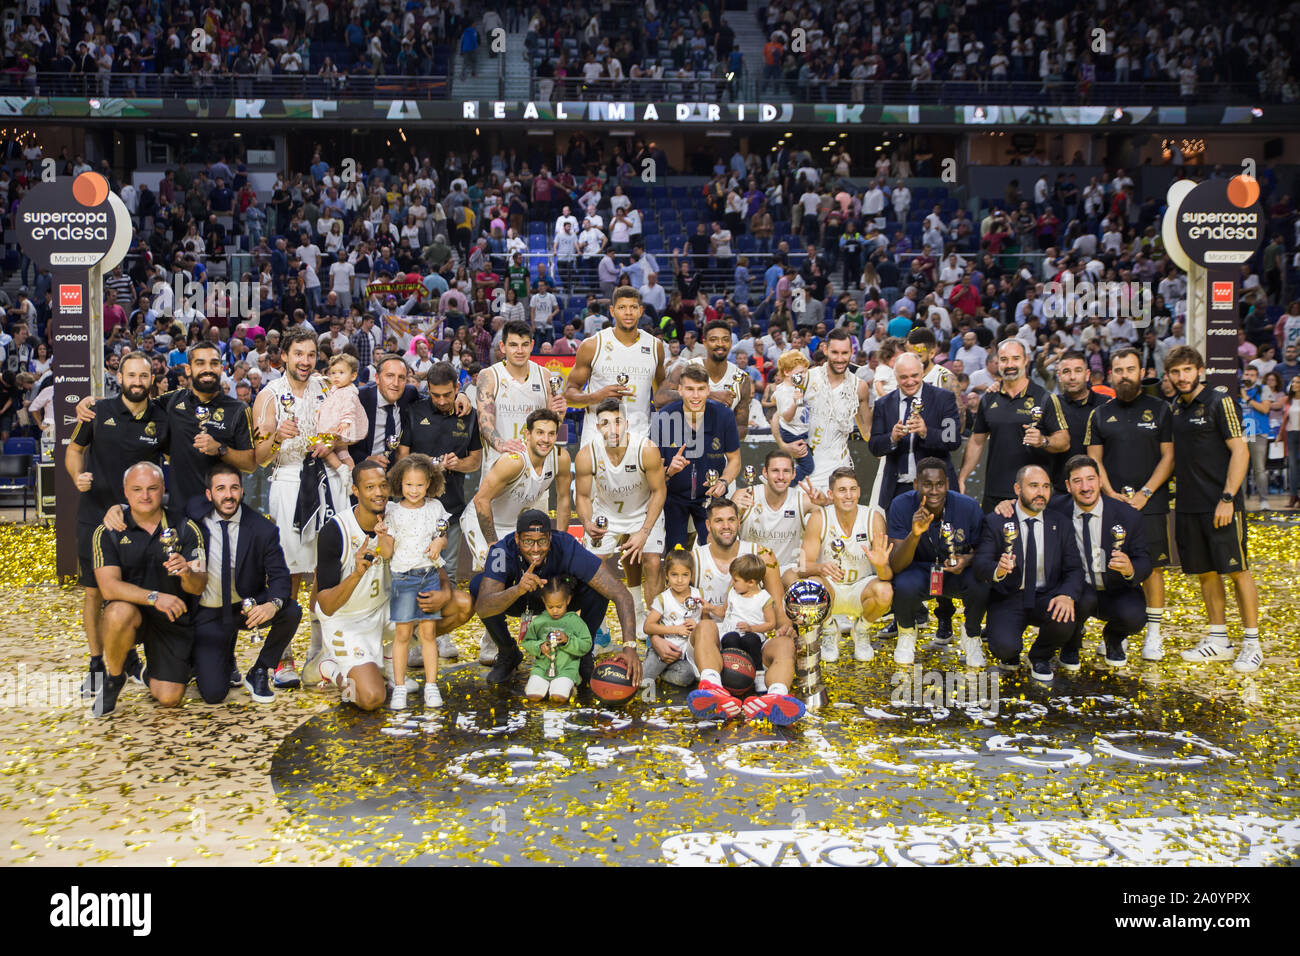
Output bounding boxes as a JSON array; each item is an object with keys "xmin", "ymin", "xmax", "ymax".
[
  {"xmin": 476, "ymin": 321, "xmax": 567, "ymax": 477},
  {"xmin": 887, "ymin": 458, "xmax": 989, "ymax": 666},
  {"xmin": 958, "ymin": 339, "xmax": 1069, "ymax": 512},
  {"xmin": 1165, "ymin": 347, "xmax": 1263, "ymax": 673},
  {"xmin": 186, "ymin": 463, "xmax": 301, "ymax": 703},
  {"xmin": 66, "ymin": 353, "xmax": 165, "ymax": 696},
  {"xmin": 653, "ymin": 319, "xmax": 752, "ymax": 438},
  {"xmin": 677, "ymin": 498, "xmax": 806, "ymax": 725},
  {"xmin": 1085, "ymin": 347, "xmax": 1175, "ymax": 660},
  {"xmin": 650, "ymin": 365, "xmax": 742, "ymax": 551},
  {"xmin": 567, "ymin": 287, "xmax": 667, "ymax": 443},
  {"xmin": 974, "ymin": 464, "xmax": 1082, "ymax": 682},
  {"xmin": 1053, "ymin": 349, "xmax": 1107, "ymax": 491},
  {"xmin": 574, "ymin": 399, "xmax": 667, "ymax": 637},
  {"xmin": 800, "ymin": 467, "xmax": 895, "ymax": 662},
  {"xmin": 788, "ymin": 328, "xmax": 872, "ymax": 494},
  {"xmin": 91, "ymin": 463, "xmax": 207, "ymax": 717},
  {"xmin": 733, "ymin": 449, "xmax": 815, "ymax": 587},
  {"xmin": 251, "ymin": 328, "xmax": 346, "ymax": 688}
]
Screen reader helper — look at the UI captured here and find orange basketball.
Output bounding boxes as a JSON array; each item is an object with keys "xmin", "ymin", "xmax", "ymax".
[
  {"xmin": 72, "ymin": 171, "xmax": 109, "ymax": 207},
  {"xmin": 1226, "ymin": 174, "xmax": 1259, "ymax": 209}
]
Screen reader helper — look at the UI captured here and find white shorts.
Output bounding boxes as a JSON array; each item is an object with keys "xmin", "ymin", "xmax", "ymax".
[
  {"xmin": 525, "ymin": 674, "xmax": 575, "ymax": 699},
  {"xmin": 828, "ymin": 575, "xmax": 877, "ymax": 618},
  {"xmin": 316, "ymin": 604, "xmax": 393, "ymax": 679},
  {"xmin": 582, "ymin": 512, "xmax": 666, "ymax": 557},
  {"xmin": 269, "ymin": 467, "xmax": 349, "ymax": 574},
  {"xmin": 808, "ymin": 444, "xmax": 854, "ymax": 492},
  {"xmin": 459, "ymin": 505, "xmax": 491, "ymax": 573}
]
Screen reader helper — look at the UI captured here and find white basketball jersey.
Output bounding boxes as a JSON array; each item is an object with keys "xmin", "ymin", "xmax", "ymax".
[
  {"xmin": 482, "ymin": 361, "xmax": 548, "ymax": 474},
  {"xmin": 322, "ymin": 506, "xmax": 390, "ymax": 619},
  {"xmin": 923, "ymin": 363, "xmax": 954, "ymax": 391},
  {"xmin": 589, "ymin": 435, "xmax": 653, "ymax": 532},
  {"xmin": 689, "ymin": 357, "xmax": 744, "ymax": 411},
  {"xmin": 805, "ymin": 365, "xmax": 859, "ymax": 454},
  {"xmin": 581, "ymin": 327, "xmax": 660, "ymax": 443},
  {"xmin": 692, "ymin": 540, "xmax": 758, "ymax": 607},
  {"xmin": 740, "ymin": 485, "xmax": 808, "ymax": 569},
  {"xmin": 818, "ymin": 504, "xmax": 885, "ymax": 585},
  {"xmin": 268, "ymin": 375, "xmax": 327, "ymax": 472},
  {"xmin": 491, "ymin": 447, "xmax": 558, "ymax": 533}
]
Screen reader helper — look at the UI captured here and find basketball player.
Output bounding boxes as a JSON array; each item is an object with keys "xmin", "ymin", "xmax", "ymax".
[
  {"xmin": 574, "ymin": 399, "xmax": 667, "ymax": 633},
  {"xmin": 732, "ymin": 448, "xmax": 814, "ymax": 587},
  {"xmin": 476, "ymin": 320, "xmax": 568, "ymax": 477},
  {"xmin": 673, "ymin": 498, "xmax": 806, "ymax": 725},
  {"xmin": 801, "ymin": 328, "xmax": 873, "ymax": 493},
  {"xmin": 564, "ymin": 287, "xmax": 666, "ymax": 443},
  {"xmin": 251, "ymin": 328, "xmax": 346, "ymax": 689},
  {"xmin": 800, "ymin": 466, "xmax": 895, "ymax": 661},
  {"xmin": 653, "ymin": 319, "xmax": 753, "ymax": 438}
]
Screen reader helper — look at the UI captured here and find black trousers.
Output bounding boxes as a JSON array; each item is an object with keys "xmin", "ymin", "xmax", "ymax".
[
  {"xmin": 470, "ymin": 574, "xmax": 610, "ymax": 683},
  {"xmin": 985, "ymin": 591, "xmax": 1077, "ymax": 665},
  {"xmin": 192, "ymin": 601, "xmax": 302, "ymax": 704},
  {"xmin": 1070, "ymin": 584, "xmax": 1145, "ymax": 652},
  {"xmin": 892, "ymin": 564, "xmax": 988, "ymax": 634}
]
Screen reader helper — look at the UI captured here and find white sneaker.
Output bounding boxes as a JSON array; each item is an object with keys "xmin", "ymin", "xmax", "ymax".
[
  {"xmin": 301, "ymin": 649, "xmax": 324, "ymax": 687},
  {"xmin": 407, "ymin": 643, "xmax": 424, "ymax": 669},
  {"xmin": 477, "ymin": 634, "xmax": 498, "ymax": 665},
  {"xmin": 1180, "ymin": 638, "xmax": 1234, "ymax": 663},
  {"xmin": 390, "ymin": 685, "xmax": 408, "ymax": 710},
  {"xmin": 819, "ymin": 621, "xmax": 840, "ymax": 662},
  {"xmin": 893, "ymin": 627, "xmax": 916, "ymax": 665},
  {"xmin": 852, "ymin": 619, "xmax": 875, "ymax": 661},
  {"xmin": 382, "ymin": 656, "xmax": 419, "ymax": 692},
  {"xmin": 437, "ymin": 634, "xmax": 459, "ymax": 660},
  {"xmin": 1233, "ymin": 642, "xmax": 1263, "ymax": 673},
  {"xmin": 960, "ymin": 630, "xmax": 986, "ymax": 668},
  {"xmin": 1142, "ymin": 631, "xmax": 1164, "ymax": 661},
  {"xmin": 424, "ymin": 682, "xmax": 444, "ymax": 707},
  {"xmin": 753, "ymin": 669, "xmax": 767, "ymax": 693},
  {"xmin": 340, "ymin": 676, "xmax": 357, "ymax": 704}
]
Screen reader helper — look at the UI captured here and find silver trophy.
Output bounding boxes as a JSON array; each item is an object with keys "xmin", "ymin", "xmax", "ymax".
[
  {"xmin": 910, "ymin": 395, "xmax": 924, "ymax": 419},
  {"xmin": 705, "ymin": 469, "xmax": 720, "ymax": 495},
  {"xmin": 548, "ymin": 373, "xmax": 565, "ymax": 397},
  {"xmin": 385, "ymin": 433, "xmax": 401, "ymax": 455},
  {"xmin": 1024, "ymin": 404, "xmax": 1044, "ymax": 446},
  {"xmin": 784, "ymin": 580, "xmax": 831, "ymax": 711},
  {"xmin": 543, "ymin": 628, "xmax": 566, "ymax": 679},
  {"xmin": 160, "ymin": 528, "xmax": 182, "ymax": 574},
  {"xmin": 683, "ymin": 595, "xmax": 703, "ymax": 623},
  {"xmin": 278, "ymin": 392, "xmax": 296, "ymax": 422},
  {"xmin": 615, "ymin": 372, "xmax": 630, "ymax": 388},
  {"xmin": 194, "ymin": 405, "xmax": 211, "ymax": 434},
  {"xmin": 729, "ymin": 371, "xmax": 745, "ymax": 400},
  {"xmin": 791, "ymin": 370, "xmax": 807, "ymax": 391},
  {"xmin": 940, "ymin": 521, "xmax": 957, "ymax": 568},
  {"xmin": 743, "ymin": 464, "xmax": 756, "ymax": 488},
  {"xmin": 830, "ymin": 537, "xmax": 846, "ymax": 574},
  {"xmin": 241, "ymin": 596, "xmax": 263, "ymax": 645},
  {"xmin": 1122, "ymin": 485, "xmax": 1136, "ymax": 498},
  {"xmin": 592, "ymin": 514, "xmax": 608, "ymax": 544},
  {"xmin": 1002, "ymin": 521, "xmax": 1019, "ymax": 555},
  {"xmin": 1111, "ymin": 524, "xmax": 1127, "ymax": 550},
  {"xmin": 435, "ymin": 517, "xmax": 449, "ymax": 539}
]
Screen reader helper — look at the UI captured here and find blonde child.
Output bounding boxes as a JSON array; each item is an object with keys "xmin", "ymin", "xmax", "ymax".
[
  {"xmin": 521, "ymin": 576, "xmax": 593, "ymax": 702},
  {"xmin": 773, "ymin": 351, "xmax": 814, "ymax": 480},
  {"xmin": 642, "ymin": 550, "xmax": 704, "ymax": 685},
  {"xmin": 384, "ymin": 454, "xmax": 452, "ymax": 709},
  {"xmin": 316, "ymin": 353, "xmax": 368, "ymax": 485}
]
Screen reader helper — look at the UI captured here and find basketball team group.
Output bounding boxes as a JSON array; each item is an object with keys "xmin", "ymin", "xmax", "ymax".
[{"xmin": 72, "ymin": 287, "xmax": 1263, "ymax": 727}]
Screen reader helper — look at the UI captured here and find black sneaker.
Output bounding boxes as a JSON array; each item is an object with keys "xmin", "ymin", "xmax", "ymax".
[
  {"xmin": 485, "ymin": 646, "xmax": 523, "ymax": 684},
  {"xmin": 228, "ymin": 662, "xmax": 242, "ymax": 688},
  {"xmin": 123, "ymin": 647, "xmax": 145, "ymax": 685},
  {"xmin": 92, "ymin": 672, "xmax": 127, "ymax": 718},
  {"xmin": 1030, "ymin": 659, "xmax": 1054, "ymax": 683},
  {"xmin": 1103, "ymin": 641, "xmax": 1127, "ymax": 668},
  {"xmin": 1058, "ymin": 648, "xmax": 1081, "ymax": 672},
  {"xmin": 242, "ymin": 665, "xmax": 275, "ymax": 703},
  {"xmin": 996, "ymin": 657, "xmax": 1021, "ymax": 673},
  {"xmin": 877, "ymin": 618, "xmax": 899, "ymax": 638},
  {"xmin": 916, "ymin": 605, "xmax": 930, "ymax": 627},
  {"xmin": 80, "ymin": 657, "xmax": 106, "ymax": 699},
  {"xmin": 933, "ymin": 617, "xmax": 954, "ymax": 644}
]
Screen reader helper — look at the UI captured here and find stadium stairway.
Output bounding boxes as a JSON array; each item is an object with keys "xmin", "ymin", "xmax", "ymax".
[
  {"xmin": 450, "ymin": 25, "xmax": 532, "ymax": 100},
  {"xmin": 731, "ymin": 1, "xmax": 770, "ymax": 97}
]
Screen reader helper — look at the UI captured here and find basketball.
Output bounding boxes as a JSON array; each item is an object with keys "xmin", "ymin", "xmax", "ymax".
[
  {"xmin": 590, "ymin": 657, "xmax": 636, "ymax": 705},
  {"xmin": 721, "ymin": 648, "xmax": 757, "ymax": 695}
]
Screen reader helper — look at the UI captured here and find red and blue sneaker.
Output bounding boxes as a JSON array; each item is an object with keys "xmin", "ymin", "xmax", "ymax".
[
  {"xmin": 687, "ymin": 680, "xmax": 742, "ymax": 720},
  {"xmin": 742, "ymin": 692, "xmax": 806, "ymax": 726}
]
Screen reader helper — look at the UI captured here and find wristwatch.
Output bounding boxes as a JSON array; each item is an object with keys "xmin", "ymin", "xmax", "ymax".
[
  {"xmin": 217, "ymin": 442, "xmax": 229, "ymax": 457},
  {"xmin": 146, "ymin": 590, "xmax": 158, "ymax": 605},
  {"xmin": 1219, "ymin": 492, "xmax": 1235, "ymax": 503},
  {"xmin": 271, "ymin": 597, "xmax": 284, "ymax": 610},
  {"xmin": 622, "ymin": 640, "xmax": 638, "ymax": 650},
  {"xmin": 1140, "ymin": 487, "xmax": 1154, "ymax": 496}
]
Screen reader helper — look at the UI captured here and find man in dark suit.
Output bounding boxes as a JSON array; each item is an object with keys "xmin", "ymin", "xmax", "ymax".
[
  {"xmin": 867, "ymin": 353, "xmax": 962, "ymax": 508},
  {"xmin": 974, "ymin": 463, "xmax": 1083, "ymax": 682},
  {"xmin": 187, "ymin": 462, "xmax": 301, "ymax": 704},
  {"xmin": 349, "ymin": 355, "xmax": 421, "ymax": 469},
  {"xmin": 1048, "ymin": 455, "xmax": 1150, "ymax": 669}
]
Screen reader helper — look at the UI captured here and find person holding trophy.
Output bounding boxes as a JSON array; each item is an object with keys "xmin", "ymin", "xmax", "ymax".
[{"xmin": 90, "ymin": 462, "xmax": 207, "ymax": 718}]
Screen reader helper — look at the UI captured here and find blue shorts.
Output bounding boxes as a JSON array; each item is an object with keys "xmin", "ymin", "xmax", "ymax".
[
  {"xmin": 663, "ymin": 494, "xmax": 709, "ymax": 552},
  {"xmin": 778, "ymin": 425, "xmax": 815, "ymax": 480},
  {"xmin": 390, "ymin": 567, "xmax": 444, "ymax": 624}
]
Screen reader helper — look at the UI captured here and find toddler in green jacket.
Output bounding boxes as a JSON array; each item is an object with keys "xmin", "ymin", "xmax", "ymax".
[{"xmin": 522, "ymin": 576, "xmax": 593, "ymax": 702}]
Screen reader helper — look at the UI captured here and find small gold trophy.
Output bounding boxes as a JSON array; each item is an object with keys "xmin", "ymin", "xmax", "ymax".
[
  {"xmin": 544, "ymin": 629, "xmax": 566, "ymax": 679},
  {"xmin": 744, "ymin": 464, "xmax": 756, "ymax": 487},
  {"xmin": 1002, "ymin": 521, "xmax": 1019, "ymax": 554},
  {"xmin": 548, "ymin": 373, "xmax": 564, "ymax": 397},
  {"xmin": 730, "ymin": 370, "xmax": 745, "ymax": 400},
  {"xmin": 615, "ymin": 372, "xmax": 630, "ymax": 388},
  {"xmin": 791, "ymin": 370, "xmax": 807, "ymax": 391},
  {"xmin": 435, "ymin": 517, "xmax": 449, "ymax": 538},
  {"xmin": 242, "ymin": 596, "xmax": 263, "ymax": 644},
  {"xmin": 1122, "ymin": 485, "xmax": 1136, "ymax": 499},
  {"xmin": 592, "ymin": 514, "xmax": 608, "ymax": 544},
  {"xmin": 160, "ymin": 528, "xmax": 181, "ymax": 574},
  {"xmin": 830, "ymin": 537, "xmax": 846, "ymax": 574},
  {"xmin": 940, "ymin": 521, "xmax": 957, "ymax": 567},
  {"xmin": 194, "ymin": 405, "xmax": 211, "ymax": 434},
  {"xmin": 1111, "ymin": 524, "xmax": 1127, "ymax": 550},
  {"xmin": 278, "ymin": 393, "xmax": 296, "ymax": 422},
  {"xmin": 705, "ymin": 469, "xmax": 720, "ymax": 495},
  {"xmin": 385, "ymin": 433, "xmax": 401, "ymax": 455}
]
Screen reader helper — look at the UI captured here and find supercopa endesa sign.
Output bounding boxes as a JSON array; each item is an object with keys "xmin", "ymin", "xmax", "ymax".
[
  {"xmin": 1164, "ymin": 174, "xmax": 1265, "ymax": 269},
  {"xmin": 16, "ymin": 172, "xmax": 132, "ymax": 270}
]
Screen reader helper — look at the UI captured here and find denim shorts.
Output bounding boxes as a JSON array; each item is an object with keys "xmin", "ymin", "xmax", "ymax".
[{"xmin": 390, "ymin": 566, "xmax": 443, "ymax": 624}]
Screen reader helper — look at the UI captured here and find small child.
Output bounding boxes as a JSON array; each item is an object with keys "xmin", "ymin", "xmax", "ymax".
[
  {"xmin": 773, "ymin": 352, "xmax": 814, "ymax": 481},
  {"xmin": 642, "ymin": 550, "xmax": 704, "ymax": 685},
  {"xmin": 717, "ymin": 552, "xmax": 776, "ymax": 644},
  {"xmin": 384, "ymin": 454, "xmax": 452, "ymax": 709},
  {"xmin": 522, "ymin": 576, "xmax": 593, "ymax": 702},
  {"xmin": 316, "ymin": 353, "xmax": 368, "ymax": 485}
]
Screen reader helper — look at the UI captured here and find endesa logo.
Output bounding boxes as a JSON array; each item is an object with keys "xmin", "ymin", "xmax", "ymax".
[
  {"xmin": 1211, "ymin": 281, "xmax": 1234, "ymax": 310},
  {"xmin": 58, "ymin": 284, "xmax": 83, "ymax": 313}
]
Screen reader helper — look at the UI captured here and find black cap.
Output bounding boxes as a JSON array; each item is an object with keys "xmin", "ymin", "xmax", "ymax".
[{"xmin": 516, "ymin": 509, "xmax": 550, "ymax": 537}]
